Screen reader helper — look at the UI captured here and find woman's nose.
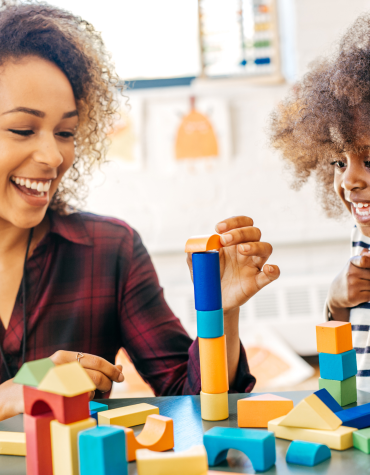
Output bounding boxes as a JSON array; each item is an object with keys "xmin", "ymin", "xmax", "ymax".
[{"xmin": 32, "ymin": 135, "xmax": 63, "ymax": 168}]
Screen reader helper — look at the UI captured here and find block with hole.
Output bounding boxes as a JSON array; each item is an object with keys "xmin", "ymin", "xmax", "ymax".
[
  {"xmin": 185, "ymin": 234, "xmax": 222, "ymax": 253},
  {"xmin": 123, "ymin": 414, "xmax": 174, "ymax": 461},
  {"xmin": 50, "ymin": 417, "xmax": 96, "ymax": 475},
  {"xmin": 197, "ymin": 309, "xmax": 224, "ymax": 339},
  {"xmin": 192, "ymin": 251, "xmax": 222, "ymax": 311},
  {"xmin": 0, "ymin": 431, "xmax": 26, "ymax": 456},
  {"xmin": 353, "ymin": 427, "xmax": 370, "ymax": 454},
  {"xmin": 199, "ymin": 335, "xmax": 228, "ymax": 394},
  {"xmin": 268, "ymin": 416, "xmax": 356, "ymax": 450},
  {"xmin": 313, "ymin": 388, "xmax": 343, "ymax": 413},
  {"xmin": 200, "ymin": 391, "xmax": 229, "ymax": 421},
  {"xmin": 316, "ymin": 321, "xmax": 353, "ymax": 354},
  {"xmin": 286, "ymin": 440, "xmax": 331, "ymax": 466},
  {"xmin": 13, "ymin": 357, "xmax": 55, "ymax": 387},
  {"xmin": 203, "ymin": 427, "xmax": 276, "ymax": 472},
  {"xmin": 78, "ymin": 425, "xmax": 127, "ymax": 475},
  {"xmin": 319, "ymin": 349, "xmax": 357, "ymax": 381},
  {"xmin": 98, "ymin": 403, "xmax": 159, "ymax": 427},
  {"xmin": 276, "ymin": 393, "xmax": 342, "ymax": 431},
  {"xmin": 136, "ymin": 445, "xmax": 208, "ymax": 475},
  {"xmin": 319, "ymin": 375, "xmax": 357, "ymax": 406},
  {"xmin": 336, "ymin": 402, "xmax": 370, "ymax": 429},
  {"xmin": 237, "ymin": 393, "xmax": 294, "ymax": 428},
  {"xmin": 24, "ymin": 412, "xmax": 54, "ymax": 475}
]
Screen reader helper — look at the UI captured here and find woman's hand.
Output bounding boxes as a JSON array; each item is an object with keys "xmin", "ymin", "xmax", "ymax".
[
  {"xmin": 50, "ymin": 351, "xmax": 124, "ymax": 398},
  {"xmin": 0, "ymin": 378, "xmax": 24, "ymax": 421}
]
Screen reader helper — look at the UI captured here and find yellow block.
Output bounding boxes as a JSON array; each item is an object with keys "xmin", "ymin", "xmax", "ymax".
[
  {"xmin": 277, "ymin": 394, "xmax": 342, "ymax": 430},
  {"xmin": 98, "ymin": 403, "xmax": 159, "ymax": 427},
  {"xmin": 38, "ymin": 362, "xmax": 96, "ymax": 396},
  {"xmin": 136, "ymin": 445, "xmax": 208, "ymax": 475},
  {"xmin": 200, "ymin": 391, "xmax": 229, "ymax": 421},
  {"xmin": 0, "ymin": 431, "xmax": 26, "ymax": 456},
  {"xmin": 50, "ymin": 417, "xmax": 96, "ymax": 475},
  {"xmin": 268, "ymin": 416, "xmax": 356, "ymax": 450}
]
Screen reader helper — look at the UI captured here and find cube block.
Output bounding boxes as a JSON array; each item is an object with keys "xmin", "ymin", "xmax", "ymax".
[
  {"xmin": 316, "ymin": 321, "xmax": 352, "ymax": 354},
  {"xmin": 319, "ymin": 376, "xmax": 357, "ymax": 406},
  {"xmin": 319, "ymin": 349, "xmax": 357, "ymax": 381},
  {"xmin": 353, "ymin": 427, "xmax": 370, "ymax": 454}
]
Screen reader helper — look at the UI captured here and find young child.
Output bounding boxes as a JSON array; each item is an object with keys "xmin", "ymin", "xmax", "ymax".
[{"xmin": 269, "ymin": 14, "xmax": 370, "ymax": 391}]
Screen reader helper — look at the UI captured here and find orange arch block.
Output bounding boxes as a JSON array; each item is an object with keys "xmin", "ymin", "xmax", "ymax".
[
  {"xmin": 123, "ymin": 415, "xmax": 174, "ymax": 462},
  {"xmin": 199, "ymin": 335, "xmax": 229, "ymax": 394},
  {"xmin": 185, "ymin": 235, "xmax": 222, "ymax": 253}
]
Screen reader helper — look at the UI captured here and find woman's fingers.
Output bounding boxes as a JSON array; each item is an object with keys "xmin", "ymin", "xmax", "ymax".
[
  {"xmin": 219, "ymin": 226, "xmax": 262, "ymax": 247},
  {"xmin": 255, "ymin": 264, "xmax": 280, "ymax": 290},
  {"xmin": 84, "ymin": 369, "xmax": 113, "ymax": 393},
  {"xmin": 216, "ymin": 216, "xmax": 254, "ymax": 233}
]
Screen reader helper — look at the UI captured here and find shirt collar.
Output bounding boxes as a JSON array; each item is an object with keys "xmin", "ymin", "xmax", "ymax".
[{"xmin": 48, "ymin": 209, "xmax": 93, "ymax": 246}]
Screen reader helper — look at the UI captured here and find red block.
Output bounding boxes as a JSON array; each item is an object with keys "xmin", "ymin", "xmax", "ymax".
[
  {"xmin": 24, "ymin": 412, "xmax": 54, "ymax": 475},
  {"xmin": 23, "ymin": 386, "xmax": 89, "ymax": 424}
]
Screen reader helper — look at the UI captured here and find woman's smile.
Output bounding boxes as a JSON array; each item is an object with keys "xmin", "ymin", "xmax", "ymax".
[{"xmin": 10, "ymin": 175, "xmax": 53, "ymax": 207}]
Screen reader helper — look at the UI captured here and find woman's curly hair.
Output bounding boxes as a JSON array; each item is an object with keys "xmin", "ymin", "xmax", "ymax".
[
  {"xmin": 0, "ymin": 0, "xmax": 121, "ymax": 212},
  {"xmin": 269, "ymin": 13, "xmax": 370, "ymax": 217}
]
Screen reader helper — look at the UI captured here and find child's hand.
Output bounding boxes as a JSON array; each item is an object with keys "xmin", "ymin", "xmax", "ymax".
[
  {"xmin": 327, "ymin": 249, "xmax": 370, "ymax": 321},
  {"xmin": 187, "ymin": 216, "xmax": 280, "ymax": 314}
]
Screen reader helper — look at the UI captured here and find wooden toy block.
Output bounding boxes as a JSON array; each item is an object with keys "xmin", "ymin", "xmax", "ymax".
[
  {"xmin": 136, "ymin": 445, "xmax": 208, "ymax": 475},
  {"xmin": 316, "ymin": 321, "xmax": 353, "ymax": 354},
  {"xmin": 192, "ymin": 252, "xmax": 222, "ymax": 311},
  {"xmin": 90, "ymin": 411, "xmax": 98, "ymax": 421},
  {"xmin": 50, "ymin": 417, "xmax": 96, "ymax": 475},
  {"xmin": 200, "ymin": 391, "xmax": 229, "ymax": 421},
  {"xmin": 98, "ymin": 403, "xmax": 159, "ymax": 427},
  {"xmin": 203, "ymin": 426, "xmax": 276, "ymax": 472},
  {"xmin": 38, "ymin": 361, "xmax": 96, "ymax": 396},
  {"xmin": 199, "ymin": 335, "xmax": 228, "ymax": 394},
  {"xmin": 197, "ymin": 309, "xmax": 224, "ymax": 339},
  {"xmin": 277, "ymin": 393, "xmax": 342, "ymax": 430},
  {"xmin": 337, "ymin": 402, "xmax": 370, "ymax": 429},
  {"xmin": 353, "ymin": 427, "xmax": 370, "ymax": 453},
  {"xmin": 238, "ymin": 393, "xmax": 294, "ymax": 428},
  {"xmin": 314, "ymin": 388, "xmax": 343, "ymax": 413},
  {"xmin": 78, "ymin": 425, "xmax": 128, "ymax": 475},
  {"xmin": 0, "ymin": 431, "xmax": 26, "ymax": 456},
  {"xmin": 286, "ymin": 440, "xmax": 331, "ymax": 466},
  {"xmin": 23, "ymin": 385, "xmax": 90, "ymax": 424},
  {"xmin": 319, "ymin": 349, "xmax": 357, "ymax": 381},
  {"xmin": 268, "ymin": 416, "xmax": 356, "ymax": 450},
  {"xmin": 89, "ymin": 401, "xmax": 108, "ymax": 413},
  {"xmin": 123, "ymin": 414, "xmax": 174, "ymax": 461},
  {"xmin": 319, "ymin": 375, "xmax": 357, "ymax": 406},
  {"xmin": 185, "ymin": 234, "xmax": 222, "ymax": 253},
  {"xmin": 24, "ymin": 412, "xmax": 54, "ymax": 474},
  {"xmin": 14, "ymin": 358, "xmax": 55, "ymax": 387}
]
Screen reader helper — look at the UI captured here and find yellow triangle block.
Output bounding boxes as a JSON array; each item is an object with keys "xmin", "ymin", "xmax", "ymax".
[
  {"xmin": 277, "ymin": 394, "xmax": 342, "ymax": 430},
  {"xmin": 38, "ymin": 362, "xmax": 96, "ymax": 397}
]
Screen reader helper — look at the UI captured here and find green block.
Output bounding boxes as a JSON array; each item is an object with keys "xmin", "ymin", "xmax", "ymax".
[
  {"xmin": 353, "ymin": 427, "xmax": 370, "ymax": 454},
  {"xmin": 14, "ymin": 358, "xmax": 55, "ymax": 387},
  {"xmin": 318, "ymin": 376, "xmax": 357, "ymax": 406}
]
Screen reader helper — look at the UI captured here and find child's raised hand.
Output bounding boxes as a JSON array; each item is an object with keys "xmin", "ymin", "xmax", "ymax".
[{"xmin": 187, "ymin": 216, "xmax": 280, "ymax": 314}]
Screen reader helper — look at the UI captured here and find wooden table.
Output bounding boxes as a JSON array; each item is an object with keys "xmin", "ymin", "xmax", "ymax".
[{"xmin": 2, "ymin": 390, "xmax": 370, "ymax": 474}]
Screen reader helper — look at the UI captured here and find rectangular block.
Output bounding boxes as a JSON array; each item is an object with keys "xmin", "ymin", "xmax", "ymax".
[
  {"xmin": 353, "ymin": 427, "xmax": 370, "ymax": 454},
  {"xmin": 199, "ymin": 335, "xmax": 228, "ymax": 394},
  {"xmin": 316, "ymin": 321, "xmax": 353, "ymax": 354},
  {"xmin": 192, "ymin": 252, "xmax": 222, "ymax": 311},
  {"xmin": 337, "ymin": 402, "xmax": 370, "ymax": 429},
  {"xmin": 238, "ymin": 394, "xmax": 293, "ymax": 428},
  {"xmin": 319, "ymin": 349, "xmax": 357, "ymax": 381},
  {"xmin": 197, "ymin": 309, "xmax": 224, "ymax": 339},
  {"xmin": 268, "ymin": 416, "xmax": 356, "ymax": 450},
  {"xmin": 0, "ymin": 431, "xmax": 26, "ymax": 456},
  {"xmin": 319, "ymin": 376, "xmax": 357, "ymax": 406},
  {"xmin": 200, "ymin": 391, "xmax": 229, "ymax": 421},
  {"xmin": 98, "ymin": 403, "xmax": 159, "ymax": 427},
  {"xmin": 314, "ymin": 389, "xmax": 343, "ymax": 413}
]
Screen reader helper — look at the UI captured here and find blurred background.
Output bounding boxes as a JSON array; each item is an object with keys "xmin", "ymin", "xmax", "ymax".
[{"xmin": 50, "ymin": 0, "xmax": 366, "ymax": 396}]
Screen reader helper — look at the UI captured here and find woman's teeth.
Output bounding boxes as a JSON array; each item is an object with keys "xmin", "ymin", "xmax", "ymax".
[
  {"xmin": 10, "ymin": 176, "xmax": 51, "ymax": 197},
  {"xmin": 353, "ymin": 202, "xmax": 370, "ymax": 216}
]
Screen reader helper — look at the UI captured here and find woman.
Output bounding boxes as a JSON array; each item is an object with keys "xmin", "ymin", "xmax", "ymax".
[{"xmin": 0, "ymin": 0, "xmax": 280, "ymax": 420}]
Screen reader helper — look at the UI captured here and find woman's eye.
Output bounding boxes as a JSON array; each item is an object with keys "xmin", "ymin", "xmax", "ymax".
[
  {"xmin": 330, "ymin": 160, "xmax": 346, "ymax": 168},
  {"xmin": 9, "ymin": 129, "xmax": 34, "ymax": 136},
  {"xmin": 57, "ymin": 131, "xmax": 74, "ymax": 138}
]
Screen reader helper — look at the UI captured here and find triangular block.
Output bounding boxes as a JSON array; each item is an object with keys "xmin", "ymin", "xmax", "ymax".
[
  {"xmin": 38, "ymin": 361, "xmax": 95, "ymax": 397},
  {"xmin": 314, "ymin": 389, "xmax": 343, "ymax": 413},
  {"xmin": 238, "ymin": 393, "xmax": 294, "ymax": 428},
  {"xmin": 14, "ymin": 358, "xmax": 55, "ymax": 387},
  {"xmin": 277, "ymin": 394, "xmax": 342, "ymax": 431}
]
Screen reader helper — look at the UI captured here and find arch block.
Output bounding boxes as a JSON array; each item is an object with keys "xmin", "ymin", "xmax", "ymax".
[
  {"xmin": 203, "ymin": 427, "xmax": 276, "ymax": 472},
  {"xmin": 197, "ymin": 309, "xmax": 224, "ymax": 339},
  {"xmin": 192, "ymin": 252, "xmax": 222, "ymax": 311},
  {"xmin": 185, "ymin": 234, "xmax": 222, "ymax": 253},
  {"xmin": 286, "ymin": 441, "xmax": 331, "ymax": 466},
  {"xmin": 123, "ymin": 414, "xmax": 174, "ymax": 461}
]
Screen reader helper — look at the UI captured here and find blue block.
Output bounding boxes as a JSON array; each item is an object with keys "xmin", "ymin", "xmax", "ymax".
[
  {"xmin": 90, "ymin": 411, "xmax": 98, "ymax": 422},
  {"xmin": 78, "ymin": 426, "xmax": 127, "ymax": 475},
  {"xmin": 89, "ymin": 401, "xmax": 108, "ymax": 413},
  {"xmin": 337, "ymin": 402, "xmax": 370, "ymax": 429},
  {"xmin": 255, "ymin": 57, "xmax": 271, "ymax": 65},
  {"xmin": 192, "ymin": 252, "xmax": 222, "ymax": 311},
  {"xmin": 319, "ymin": 349, "xmax": 357, "ymax": 381},
  {"xmin": 286, "ymin": 441, "xmax": 331, "ymax": 466},
  {"xmin": 314, "ymin": 389, "xmax": 343, "ymax": 413},
  {"xmin": 197, "ymin": 309, "xmax": 224, "ymax": 338},
  {"xmin": 203, "ymin": 427, "xmax": 276, "ymax": 472}
]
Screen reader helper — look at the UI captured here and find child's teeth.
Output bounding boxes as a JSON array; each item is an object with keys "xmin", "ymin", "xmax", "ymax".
[
  {"xmin": 25, "ymin": 179, "xmax": 31, "ymax": 188},
  {"xmin": 358, "ymin": 203, "xmax": 364, "ymax": 208}
]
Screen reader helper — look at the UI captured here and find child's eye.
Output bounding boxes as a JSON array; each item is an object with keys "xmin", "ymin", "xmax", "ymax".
[
  {"xmin": 364, "ymin": 160, "xmax": 370, "ymax": 168},
  {"xmin": 330, "ymin": 160, "xmax": 346, "ymax": 168}
]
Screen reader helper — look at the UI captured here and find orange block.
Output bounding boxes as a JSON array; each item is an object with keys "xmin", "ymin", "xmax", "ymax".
[
  {"xmin": 123, "ymin": 415, "xmax": 174, "ymax": 462},
  {"xmin": 316, "ymin": 321, "xmax": 353, "ymax": 354},
  {"xmin": 237, "ymin": 393, "xmax": 294, "ymax": 428},
  {"xmin": 199, "ymin": 336, "xmax": 229, "ymax": 394},
  {"xmin": 184, "ymin": 235, "xmax": 222, "ymax": 253}
]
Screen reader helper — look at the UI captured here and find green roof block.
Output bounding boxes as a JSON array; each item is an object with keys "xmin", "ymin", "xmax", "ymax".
[{"xmin": 14, "ymin": 358, "xmax": 55, "ymax": 387}]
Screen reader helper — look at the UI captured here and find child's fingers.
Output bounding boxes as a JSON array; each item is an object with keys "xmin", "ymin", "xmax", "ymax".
[
  {"xmin": 351, "ymin": 254, "xmax": 370, "ymax": 269},
  {"xmin": 255, "ymin": 265, "xmax": 280, "ymax": 290},
  {"xmin": 219, "ymin": 226, "xmax": 261, "ymax": 247},
  {"xmin": 238, "ymin": 242, "xmax": 273, "ymax": 259},
  {"xmin": 215, "ymin": 216, "xmax": 254, "ymax": 233}
]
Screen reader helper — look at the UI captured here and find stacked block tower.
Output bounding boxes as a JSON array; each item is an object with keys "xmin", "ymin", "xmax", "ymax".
[
  {"xmin": 316, "ymin": 321, "xmax": 357, "ymax": 407},
  {"xmin": 185, "ymin": 234, "xmax": 229, "ymax": 421}
]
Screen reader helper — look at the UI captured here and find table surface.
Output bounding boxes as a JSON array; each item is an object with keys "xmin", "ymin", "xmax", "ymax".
[{"xmin": 2, "ymin": 390, "xmax": 370, "ymax": 474}]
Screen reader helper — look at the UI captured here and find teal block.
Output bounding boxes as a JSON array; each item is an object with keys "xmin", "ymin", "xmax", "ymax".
[
  {"xmin": 319, "ymin": 350, "xmax": 357, "ymax": 381},
  {"xmin": 197, "ymin": 309, "xmax": 224, "ymax": 338},
  {"xmin": 203, "ymin": 427, "xmax": 276, "ymax": 472},
  {"xmin": 78, "ymin": 426, "xmax": 127, "ymax": 475},
  {"xmin": 286, "ymin": 441, "xmax": 331, "ymax": 466},
  {"xmin": 89, "ymin": 401, "xmax": 108, "ymax": 413}
]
